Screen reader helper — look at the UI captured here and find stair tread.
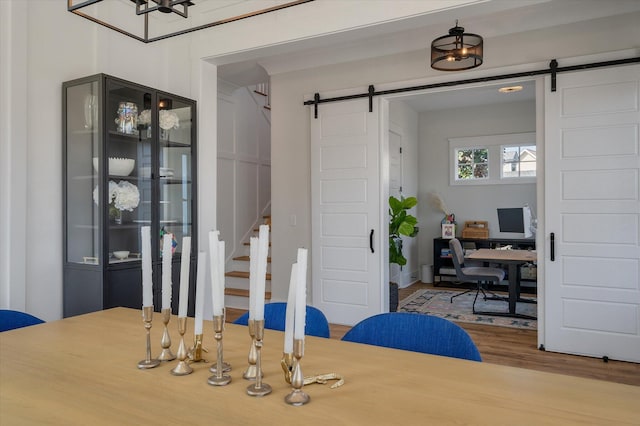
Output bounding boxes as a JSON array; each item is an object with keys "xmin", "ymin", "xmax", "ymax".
[
  {"xmin": 233, "ymin": 255, "xmax": 271, "ymax": 263},
  {"xmin": 226, "ymin": 271, "xmax": 271, "ymax": 280},
  {"xmin": 225, "ymin": 288, "xmax": 271, "ymax": 299}
]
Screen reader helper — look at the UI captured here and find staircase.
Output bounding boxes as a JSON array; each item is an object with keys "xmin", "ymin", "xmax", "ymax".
[
  {"xmin": 224, "ymin": 215, "xmax": 272, "ymax": 309},
  {"xmin": 253, "ymin": 82, "xmax": 271, "ymax": 111}
]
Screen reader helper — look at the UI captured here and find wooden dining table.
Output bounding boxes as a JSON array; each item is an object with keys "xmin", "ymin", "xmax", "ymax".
[{"xmin": 1, "ymin": 307, "xmax": 639, "ymax": 425}]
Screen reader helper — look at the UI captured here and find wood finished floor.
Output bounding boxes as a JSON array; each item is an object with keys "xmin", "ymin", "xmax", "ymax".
[{"xmin": 227, "ymin": 282, "xmax": 640, "ymax": 387}]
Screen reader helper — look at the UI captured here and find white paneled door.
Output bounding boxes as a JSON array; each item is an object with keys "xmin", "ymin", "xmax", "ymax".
[
  {"xmin": 545, "ymin": 63, "xmax": 640, "ymax": 362},
  {"xmin": 311, "ymin": 98, "xmax": 383, "ymax": 326}
]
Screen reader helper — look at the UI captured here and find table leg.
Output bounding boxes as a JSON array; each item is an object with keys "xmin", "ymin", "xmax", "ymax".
[{"xmin": 508, "ymin": 264, "xmax": 518, "ymax": 314}]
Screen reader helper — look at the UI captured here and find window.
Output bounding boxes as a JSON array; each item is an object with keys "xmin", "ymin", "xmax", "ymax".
[
  {"xmin": 455, "ymin": 147, "xmax": 488, "ymax": 180},
  {"xmin": 449, "ymin": 133, "xmax": 535, "ymax": 185},
  {"xmin": 502, "ymin": 145, "xmax": 536, "ymax": 178}
]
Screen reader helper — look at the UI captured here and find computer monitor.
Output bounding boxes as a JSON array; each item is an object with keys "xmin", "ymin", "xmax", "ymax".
[
  {"xmin": 497, "ymin": 208, "xmax": 525, "ymax": 233},
  {"xmin": 497, "ymin": 206, "xmax": 534, "ymax": 238}
]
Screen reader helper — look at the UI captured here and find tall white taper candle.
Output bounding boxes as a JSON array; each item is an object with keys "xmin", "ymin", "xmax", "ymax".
[
  {"xmin": 194, "ymin": 251, "xmax": 206, "ymax": 335},
  {"xmin": 161, "ymin": 233, "xmax": 172, "ymax": 310},
  {"xmin": 284, "ymin": 263, "xmax": 297, "ymax": 354},
  {"xmin": 255, "ymin": 225, "xmax": 269, "ymax": 321},
  {"xmin": 141, "ymin": 226, "xmax": 153, "ymax": 308},
  {"xmin": 209, "ymin": 230, "xmax": 220, "ymax": 316},
  {"xmin": 178, "ymin": 236, "xmax": 191, "ymax": 317},
  {"xmin": 214, "ymin": 240, "xmax": 225, "ymax": 316},
  {"xmin": 294, "ymin": 248, "xmax": 308, "ymax": 340},
  {"xmin": 248, "ymin": 237, "xmax": 258, "ymax": 320}
]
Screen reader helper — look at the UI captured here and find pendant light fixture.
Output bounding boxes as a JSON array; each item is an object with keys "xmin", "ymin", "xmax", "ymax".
[{"xmin": 431, "ymin": 20, "xmax": 483, "ymax": 71}]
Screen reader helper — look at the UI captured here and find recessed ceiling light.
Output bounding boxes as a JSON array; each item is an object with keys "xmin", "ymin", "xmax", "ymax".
[{"xmin": 498, "ymin": 85, "xmax": 523, "ymax": 93}]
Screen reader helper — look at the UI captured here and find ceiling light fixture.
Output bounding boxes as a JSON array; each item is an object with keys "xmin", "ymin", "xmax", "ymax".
[
  {"xmin": 431, "ymin": 20, "xmax": 483, "ymax": 71},
  {"xmin": 67, "ymin": 0, "xmax": 314, "ymax": 43},
  {"xmin": 498, "ymin": 86, "xmax": 524, "ymax": 93}
]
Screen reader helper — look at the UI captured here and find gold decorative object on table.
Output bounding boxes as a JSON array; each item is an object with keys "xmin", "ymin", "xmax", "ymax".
[
  {"xmin": 190, "ymin": 333, "xmax": 206, "ymax": 363},
  {"xmin": 171, "ymin": 316, "xmax": 193, "ymax": 375},
  {"xmin": 246, "ymin": 319, "xmax": 271, "ymax": 396},
  {"xmin": 281, "ymin": 354, "xmax": 345, "ymax": 389},
  {"xmin": 207, "ymin": 315, "xmax": 231, "ymax": 386},
  {"xmin": 209, "ymin": 309, "xmax": 230, "ymax": 373},
  {"xmin": 284, "ymin": 338, "xmax": 309, "ymax": 405},
  {"xmin": 157, "ymin": 308, "xmax": 176, "ymax": 362},
  {"xmin": 242, "ymin": 319, "xmax": 261, "ymax": 380},
  {"xmin": 137, "ymin": 306, "xmax": 160, "ymax": 369}
]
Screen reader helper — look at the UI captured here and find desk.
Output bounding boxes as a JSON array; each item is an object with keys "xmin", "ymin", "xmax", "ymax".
[
  {"xmin": 2, "ymin": 308, "xmax": 639, "ymax": 425},
  {"xmin": 467, "ymin": 248, "xmax": 537, "ymax": 320}
]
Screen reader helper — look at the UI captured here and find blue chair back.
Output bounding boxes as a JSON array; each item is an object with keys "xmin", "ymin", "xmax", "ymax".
[
  {"xmin": 233, "ymin": 302, "xmax": 330, "ymax": 338},
  {"xmin": 0, "ymin": 310, "xmax": 45, "ymax": 332},
  {"xmin": 341, "ymin": 312, "xmax": 481, "ymax": 361}
]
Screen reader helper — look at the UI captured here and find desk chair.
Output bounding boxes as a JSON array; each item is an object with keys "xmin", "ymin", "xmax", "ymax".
[
  {"xmin": 233, "ymin": 302, "xmax": 331, "ymax": 338},
  {"xmin": 341, "ymin": 312, "xmax": 481, "ymax": 361},
  {"xmin": 0, "ymin": 310, "xmax": 45, "ymax": 332},
  {"xmin": 449, "ymin": 238, "xmax": 506, "ymax": 314}
]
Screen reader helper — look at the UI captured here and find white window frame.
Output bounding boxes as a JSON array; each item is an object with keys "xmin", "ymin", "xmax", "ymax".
[{"xmin": 449, "ymin": 132, "xmax": 536, "ymax": 186}]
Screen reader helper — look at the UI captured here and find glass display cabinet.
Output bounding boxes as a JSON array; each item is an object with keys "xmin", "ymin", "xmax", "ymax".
[{"xmin": 63, "ymin": 74, "xmax": 197, "ymax": 317}]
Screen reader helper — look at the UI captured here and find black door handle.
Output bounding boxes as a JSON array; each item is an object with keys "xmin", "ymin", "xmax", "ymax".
[
  {"xmin": 550, "ymin": 232, "xmax": 555, "ymax": 262},
  {"xmin": 370, "ymin": 229, "xmax": 374, "ymax": 253}
]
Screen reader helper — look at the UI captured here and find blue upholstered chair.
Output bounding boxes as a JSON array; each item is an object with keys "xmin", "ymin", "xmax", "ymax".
[
  {"xmin": 233, "ymin": 302, "xmax": 331, "ymax": 338},
  {"xmin": 341, "ymin": 312, "xmax": 482, "ymax": 361},
  {"xmin": 0, "ymin": 310, "xmax": 45, "ymax": 332}
]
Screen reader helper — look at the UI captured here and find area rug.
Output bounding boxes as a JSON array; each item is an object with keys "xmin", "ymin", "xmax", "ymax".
[{"xmin": 398, "ymin": 289, "xmax": 537, "ymax": 330}]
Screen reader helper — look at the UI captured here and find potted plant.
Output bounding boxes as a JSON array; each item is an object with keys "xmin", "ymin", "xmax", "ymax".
[{"xmin": 388, "ymin": 195, "xmax": 418, "ymax": 311}]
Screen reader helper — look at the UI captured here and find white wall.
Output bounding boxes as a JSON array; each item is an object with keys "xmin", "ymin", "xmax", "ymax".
[
  {"xmin": 418, "ymin": 100, "xmax": 536, "ymax": 271},
  {"xmin": 389, "ymin": 101, "xmax": 419, "ymax": 288},
  {"xmin": 217, "ymin": 82, "xmax": 271, "ymax": 263}
]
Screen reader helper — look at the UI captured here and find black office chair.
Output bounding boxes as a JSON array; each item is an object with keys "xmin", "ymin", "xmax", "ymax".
[{"xmin": 448, "ymin": 238, "xmax": 506, "ymax": 314}]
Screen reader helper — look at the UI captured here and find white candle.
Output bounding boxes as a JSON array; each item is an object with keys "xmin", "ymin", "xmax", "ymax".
[
  {"xmin": 213, "ymin": 240, "xmax": 225, "ymax": 316},
  {"xmin": 194, "ymin": 251, "xmax": 206, "ymax": 335},
  {"xmin": 294, "ymin": 248, "xmax": 308, "ymax": 340},
  {"xmin": 284, "ymin": 263, "xmax": 297, "ymax": 354},
  {"xmin": 161, "ymin": 233, "xmax": 172, "ymax": 310},
  {"xmin": 141, "ymin": 226, "xmax": 153, "ymax": 308},
  {"xmin": 178, "ymin": 236, "xmax": 191, "ymax": 317},
  {"xmin": 248, "ymin": 237, "xmax": 258, "ymax": 320},
  {"xmin": 255, "ymin": 224, "xmax": 270, "ymax": 321},
  {"xmin": 209, "ymin": 230, "xmax": 220, "ymax": 317}
]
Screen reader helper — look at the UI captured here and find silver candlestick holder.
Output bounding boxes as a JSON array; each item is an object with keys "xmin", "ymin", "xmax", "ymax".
[
  {"xmin": 207, "ymin": 315, "xmax": 231, "ymax": 386},
  {"xmin": 137, "ymin": 306, "xmax": 160, "ymax": 369},
  {"xmin": 209, "ymin": 308, "xmax": 230, "ymax": 373},
  {"xmin": 242, "ymin": 319, "xmax": 262, "ymax": 380},
  {"xmin": 157, "ymin": 308, "xmax": 176, "ymax": 362},
  {"xmin": 285, "ymin": 339, "xmax": 310, "ymax": 405},
  {"xmin": 246, "ymin": 319, "xmax": 271, "ymax": 396},
  {"xmin": 171, "ymin": 316, "xmax": 193, "ymax": 375}
]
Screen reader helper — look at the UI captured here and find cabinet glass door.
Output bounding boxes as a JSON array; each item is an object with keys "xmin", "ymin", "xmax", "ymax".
[
  {"xmin": 105, "ymin": 80, "xmax": 153, "ymax": 264},
  {"xmin": 158, "ymin": 96, "xmax": 193, "ymax": 256},
  {"xmin": 65, "ymin": 80, "xmax": 100, "ymax": 265}
]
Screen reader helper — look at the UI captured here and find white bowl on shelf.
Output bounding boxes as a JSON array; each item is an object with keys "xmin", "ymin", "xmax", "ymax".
[
  {"xmin": 92, "ymin": 157, "xmax": 135, "ymax": 177},
  {"xmin": 113, "ymin": 251, "xmax": 130, "ymax": 260}
]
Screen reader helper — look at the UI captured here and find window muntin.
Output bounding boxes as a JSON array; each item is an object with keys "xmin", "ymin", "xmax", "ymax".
[
  {"xmin": 502, "ymin": 145, "xmax": 536, "ymax": 178},
  {"xmin": 455, "ymin": 148, "xmax": 488, "ymax": 180}
]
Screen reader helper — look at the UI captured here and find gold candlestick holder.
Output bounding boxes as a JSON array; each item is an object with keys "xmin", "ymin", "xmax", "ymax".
[
  {"xmin": 242, "ymin": 319, "xmax": 262, "ymax": 380},
  {"xmin": 157, "ymin": 308, "xmax": 176, "ymax": 362},
  {"xmin": 171, "ymin": 316, "xmax": 193, "ymax": 376},
  {"xmin": 285, "ymin": 339, "xmax": 310, "ymax": 405},
  {"xmin": 246, "ymin": 319, "xmax": 271, "ymax": 396},
  {"xmin": 207, "ymin": 315, "xmax": 231, "ymax": 386},
  {"xmin": 190, "ymin": 333, "xmax": 206, "ymax": 362},
  {"xmin": 137, "ymin": 306, "xmax": 160, "ymax": 369},
  {"xmin": 209, "ymin": 308, "xmax": 230, "ymax": 373}
]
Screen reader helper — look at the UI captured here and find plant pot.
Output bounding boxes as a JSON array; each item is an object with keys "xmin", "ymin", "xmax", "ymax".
[{"xmin": 389, "ymin": 282, "xmax": 399, "ymax": 312}]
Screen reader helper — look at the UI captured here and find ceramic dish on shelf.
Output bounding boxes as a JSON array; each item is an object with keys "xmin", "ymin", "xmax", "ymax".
[
  {"xmin": 93, "ymin": 157, "xmax": 135, "ymax": 177},
  {"xmin": 113, "ymin": 251, "xmax": 130, "ymax": 260}
]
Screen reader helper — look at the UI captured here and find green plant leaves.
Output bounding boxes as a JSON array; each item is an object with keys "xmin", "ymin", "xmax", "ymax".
[{"xmin": 389, "ymin": 195, "xmax": 418, "ymax": 266}]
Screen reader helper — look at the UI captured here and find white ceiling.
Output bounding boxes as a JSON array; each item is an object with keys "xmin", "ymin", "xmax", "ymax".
[{"xmin": 216, "ymin": 0, "xmax": 640, "ymax": 110}]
